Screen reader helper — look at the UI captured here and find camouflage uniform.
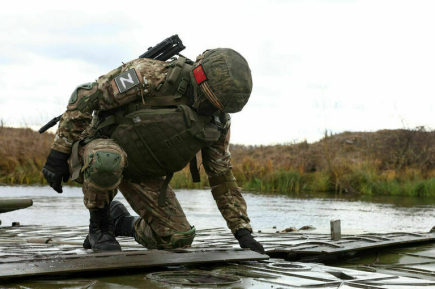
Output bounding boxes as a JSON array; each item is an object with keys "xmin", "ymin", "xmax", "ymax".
[{"xmin": 53, "ymin": 57, "xmax": 252, "ymax": 249}]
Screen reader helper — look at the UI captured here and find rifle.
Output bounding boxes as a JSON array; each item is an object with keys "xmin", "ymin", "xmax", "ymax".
[
  {"xmin": 139, "ymin": 34, "xmax": 185, "ymax": 61},
  {"xmin": 39, "ymin": 115, "xmax": 62, "ymax": 134},
  {"xmin": 39, "ymin": 35, "xmax": 186, "ymax": 134}
]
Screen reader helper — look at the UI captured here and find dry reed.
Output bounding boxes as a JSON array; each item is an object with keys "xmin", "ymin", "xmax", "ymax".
[{"xmin": 2, "ymin": 127, "xmax": 435, "ymax": 196}]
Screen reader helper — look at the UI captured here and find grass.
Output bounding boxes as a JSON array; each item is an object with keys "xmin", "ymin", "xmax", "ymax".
[
  {"xmin": 2, "ymin": 126, "xmax": 435, "ymax": 197},
  {"xmin": 0, "ymin": 127, "xmax": 51, "ymax": 185}
]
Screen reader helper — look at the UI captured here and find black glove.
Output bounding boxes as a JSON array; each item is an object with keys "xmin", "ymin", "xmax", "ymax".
[
  {"xmin": 235, "ymin": 228, "xmax": 265, "ymax": 254},
  {"xmin": 43, "ymin": 149, "xmax": 70, "ymax": 193}
]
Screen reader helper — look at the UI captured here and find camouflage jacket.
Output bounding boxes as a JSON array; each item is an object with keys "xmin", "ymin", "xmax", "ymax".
[{"xmin": 51, "ymin": 58, "xmax": 232, "ymax": 177}]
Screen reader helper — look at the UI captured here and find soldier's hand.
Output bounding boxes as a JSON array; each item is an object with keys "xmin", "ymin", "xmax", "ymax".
[
  {"xmin": 235, "ymin": 228, "xmax": 265, "ymax": 254},
  {"xmin": 43, "ymin": 149, "xmax": 71, "ymax": 194}
]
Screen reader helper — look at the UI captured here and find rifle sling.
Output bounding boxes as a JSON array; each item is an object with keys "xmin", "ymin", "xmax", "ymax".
[
  {"xmin": 189, "ymin": 156, "xmax": 201, "ymax": 183},
  {"xmin": 158, "ymin": 173, "xmax": 174, "ymax": 207},
  {"xmin": 71, "ymin": 141, "xmax": 81, "ymax": 181}
]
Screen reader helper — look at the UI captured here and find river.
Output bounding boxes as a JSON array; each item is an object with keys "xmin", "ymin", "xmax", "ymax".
[{"xmin": 1, "ymin": 185, "xmax": 435, "ymax": 233}]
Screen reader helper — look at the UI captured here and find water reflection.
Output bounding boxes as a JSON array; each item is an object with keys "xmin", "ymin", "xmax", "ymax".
[{"xmin": 1, "ymin": 186, "xmax": 435, "ymax": 233}]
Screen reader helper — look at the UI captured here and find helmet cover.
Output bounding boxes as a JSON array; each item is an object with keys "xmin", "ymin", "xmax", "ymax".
[{"xmin": 190, "ymin": 48, "xmax": 253, "ymax": 113}]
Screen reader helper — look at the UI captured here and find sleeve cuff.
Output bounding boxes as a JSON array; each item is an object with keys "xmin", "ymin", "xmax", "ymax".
[{"xmin": 49, "ymin": 149, "xmax": 71, "ymax": 160}]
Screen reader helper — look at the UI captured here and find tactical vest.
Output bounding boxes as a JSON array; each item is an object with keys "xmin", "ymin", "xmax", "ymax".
[{"xmin": 96, "ymin": 57, "xmax": 225, "ymax": 183}]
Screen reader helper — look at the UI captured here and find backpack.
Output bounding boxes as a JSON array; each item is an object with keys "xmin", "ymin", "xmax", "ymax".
[{"xmin": 110, "ymin": 104, "xmax": 221, "ymax": 179}]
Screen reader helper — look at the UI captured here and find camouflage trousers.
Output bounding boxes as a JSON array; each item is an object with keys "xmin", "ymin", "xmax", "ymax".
[{"xmin": 70, "ymin": 138, "xmax": 252, "ymax": 248}]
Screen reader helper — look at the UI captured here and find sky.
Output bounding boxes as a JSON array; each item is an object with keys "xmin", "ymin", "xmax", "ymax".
[{"xmin": 0, "ymin": 0, "xmax": 434, "ymax": 145}]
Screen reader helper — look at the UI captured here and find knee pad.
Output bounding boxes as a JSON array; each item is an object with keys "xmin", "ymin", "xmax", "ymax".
[
  {"xmin": 67, "ymin": 82, "xmax": 99, "ymax": 115},
  {"xmin": 158, "ymin": 227, "xmax": 196, "ymax": 249},
  {"xmin": 86, "ymin": 151, "xmax": 123, "ymax": 187}
]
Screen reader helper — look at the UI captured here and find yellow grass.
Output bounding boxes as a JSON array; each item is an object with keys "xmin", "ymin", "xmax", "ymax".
[{"xmin": 2, "ymin": 126, "xmax": 435, "ymax": 196}]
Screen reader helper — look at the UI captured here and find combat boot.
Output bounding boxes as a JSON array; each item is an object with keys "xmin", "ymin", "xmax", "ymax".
[
  {"xmin": 110, "ymin": 200, "xmax": 139, "ymax": 237},
  {"xmin": 87, "ymin": 205, "xmax": 121, "ymax": 252}
]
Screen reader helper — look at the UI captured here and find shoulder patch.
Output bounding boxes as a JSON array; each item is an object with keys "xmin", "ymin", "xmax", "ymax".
[{"xmin": 114, "ymin": 69, "xmax": 140, "ymax": 94}]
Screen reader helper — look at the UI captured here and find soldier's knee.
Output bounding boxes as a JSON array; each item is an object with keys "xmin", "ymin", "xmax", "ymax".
[
  {"xmin": 157, "ymin": 227, "xmax": 196, "ymax": 250},
  {"xmin": 83, "ymin": 141, "xmax": 127, "ymax": 189},
  {"xmin": 87, "ymin": 151, "xmax": 123, "ymax": 187},
  {"xmin": 134, "ymin": 226, "xmax": 196, "ymax": 250}
]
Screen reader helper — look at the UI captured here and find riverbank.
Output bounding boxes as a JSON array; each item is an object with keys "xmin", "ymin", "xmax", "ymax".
[{"xmin": 2, "ymin": 126, "xmax": 435, "ymax": 196}]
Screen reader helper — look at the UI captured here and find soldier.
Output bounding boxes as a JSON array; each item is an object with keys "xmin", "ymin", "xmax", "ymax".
[{"xmin": 42, "ymin": 48, "xmax": 265, "ymax": 254}]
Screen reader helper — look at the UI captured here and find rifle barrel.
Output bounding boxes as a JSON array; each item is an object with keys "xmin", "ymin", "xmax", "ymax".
[{"xmin": 39, "ymin": 115, "xmax": 62, "ymax": 134}]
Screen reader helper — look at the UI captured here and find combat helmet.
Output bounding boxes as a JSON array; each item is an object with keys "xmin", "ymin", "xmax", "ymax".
[{"xmin": 190, "ymin": 48, "xmax": 253, "ymax": 113}]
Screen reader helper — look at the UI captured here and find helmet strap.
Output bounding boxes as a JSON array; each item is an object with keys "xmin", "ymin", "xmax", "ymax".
[{"xmin": 192, "ymin": 93, "xmax": 208, "ymax": 111}]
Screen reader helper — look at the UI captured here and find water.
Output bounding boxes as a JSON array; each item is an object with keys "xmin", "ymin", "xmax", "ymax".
[
  {"xmin": 3, "ymin": 185, "xmax": 435, "ymax": 288},
  {"xmin": 1, "ymin": 185, "xmax": 435, "ymax": 233}
]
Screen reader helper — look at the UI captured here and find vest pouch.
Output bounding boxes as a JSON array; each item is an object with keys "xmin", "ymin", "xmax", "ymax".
[
  {"xmin": 193, "ymin": 123, "xmax": 221, "ymax": 145},
  {"xmin": 177, "ymin": 105, "xmax": 221, "ymax": 145},
  {"xmin": 111, "ymin": 105, "xmax": 221, "ymax": 179}
]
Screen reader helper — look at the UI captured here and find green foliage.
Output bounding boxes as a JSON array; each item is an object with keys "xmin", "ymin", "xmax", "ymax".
[
  {"xmin": 3, "ymin": 127, "xmax": 435, "ymax": 197},
  {"xmin": 307, "ymin": 171, "xmax": 332, "ymax": 192},
  {"xmin": 262, "ymin": 170, "xmax": 305, "ymax": 193},
  {"xmin": 243, "ymin": 177, "xmax": 262, "ymax": 191},
  {"xmin": 171, "ymin": 168, "xmax": 208, "ymax": 189}
]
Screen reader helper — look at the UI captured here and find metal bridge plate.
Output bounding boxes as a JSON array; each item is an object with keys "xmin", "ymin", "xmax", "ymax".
[{"xmin": 1, "ymin": 224, "xmax": 435, "ymax": 282}]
